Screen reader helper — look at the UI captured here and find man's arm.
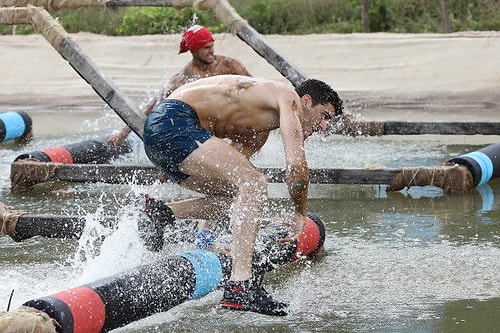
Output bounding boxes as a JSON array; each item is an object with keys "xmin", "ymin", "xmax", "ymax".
[
  {"xmin": 159, "ymin": 72, "xmax": 188, "ymax": 100},
  {"xmin": 107, "ymin": 96, "xmax": 157, "ymax": 146},
  {"xmin": 278, "ymin": 97, "xmax": 309, "ymax": 240}
]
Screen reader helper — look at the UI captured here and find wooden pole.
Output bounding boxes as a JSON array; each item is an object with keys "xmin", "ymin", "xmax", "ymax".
[
  {"xmin": 13, "ymin": 214, "xmax": 115, "ymax": 240},
  {"xmin": 31, "ymin": 8, "xmax": 145, "ymax": 138},
  {"xmin": 382, "ymin": 121, "xmax": 500, "ymax": 135},
  {"xmin": 105, "ymin": 0, "xmax": 194, "ymax": 7},
  {"xmin": 234, "ymin": 23, "xmax": 308, "ymax": 86},
  {"xmin": 331, "ymin": 117, "xmax": 500, "ymax": 136},
  {"xmin": 10, "ymin": 161, "xmax": 402, "ymax": 190},
  {"xmin": 0, "ymin": 0, "xmax": 105, "ymax": 10},
  {"xmin": 6, "ymin": 213, "xmax": 197, "ymax": 241}
]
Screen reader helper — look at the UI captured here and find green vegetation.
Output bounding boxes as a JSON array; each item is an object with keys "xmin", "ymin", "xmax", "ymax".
[{"xmin": 1, "ymin": 0, "xmax": 498, "ymax": 35}]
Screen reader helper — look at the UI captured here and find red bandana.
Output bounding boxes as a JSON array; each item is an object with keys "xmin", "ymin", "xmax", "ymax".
[{"xmin": 178, "ymin": 25, "xmax": 215, "ymax": 54}]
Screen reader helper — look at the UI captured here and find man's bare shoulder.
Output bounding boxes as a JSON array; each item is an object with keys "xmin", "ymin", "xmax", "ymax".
[
  {"xmin": 213, "ymin": 55, "xmax": 251, "ymax": 76},
  {"xmin": 215, "ymin": 55, "xmax": 241, "ymax": 65},
  {"xmin": 168, "ymin": 72, "xmax": 185, "ymax": 85}
]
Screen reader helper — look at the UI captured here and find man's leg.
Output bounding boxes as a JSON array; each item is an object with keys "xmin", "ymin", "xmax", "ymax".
[
  {"xmin": 179, "ymin": 137, "xmax": 288, "ymax": 316},
  {"xmin": 179, "ymin": 137, "xmax": 266, "ymax": 280},
  {"xmin": 169, "ymin": 196, "xmax": 232, "ymax": 221}
]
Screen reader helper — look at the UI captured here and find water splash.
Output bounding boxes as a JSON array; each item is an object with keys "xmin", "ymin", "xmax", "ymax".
[{"xmin": 68, "ymin": 197, "xmax": 154, "ymax": 285}]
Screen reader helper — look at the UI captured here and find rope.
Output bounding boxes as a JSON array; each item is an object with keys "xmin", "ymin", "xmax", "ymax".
[
  {"xmin": 10, "ymin": 159, "xmax": 59, "ymax": 193},
  {"xmin": 0, "ymin": 202, "xmax": 23, "ymax": 241},
  {"xmin": 0, "ymin": 306, "xmax": 60, "ymax": 332},
  {"xmin": 387, "ymin": 164, "xmax": 473, "ymax": 195}
]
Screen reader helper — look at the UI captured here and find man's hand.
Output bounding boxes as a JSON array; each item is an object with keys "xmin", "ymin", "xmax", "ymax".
[
  {"xmin": 278, "ymin": 212, "xmax": 306, "ymax": 243},
  {"xmin": 107, "ymin": 128, "xmax": 131, "ymax": 147}
]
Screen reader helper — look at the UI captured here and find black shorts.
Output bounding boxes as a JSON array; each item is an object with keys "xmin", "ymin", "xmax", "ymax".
[{"xmin": 143, "ymin": 99, "xmax": 213, "ymax": 183}]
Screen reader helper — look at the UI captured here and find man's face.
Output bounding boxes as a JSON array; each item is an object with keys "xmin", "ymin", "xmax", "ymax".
[
  {"xmin": 310, "ymin": 103, "xmax": 337, "ymax": 134},
  {"xmin": 193, "ymin": 42, "xmax": 216, "ymax": 65}
]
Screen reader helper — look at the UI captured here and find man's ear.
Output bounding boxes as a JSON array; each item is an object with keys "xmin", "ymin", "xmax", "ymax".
[{"xmin": 300, "ymin": 94, "xmax": 313, "ymax": 108}]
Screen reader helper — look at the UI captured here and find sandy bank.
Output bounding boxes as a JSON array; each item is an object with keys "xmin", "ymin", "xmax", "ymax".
[{"xmin": 0, "ymin": 31, "xmax": 499, "ymax": 118}]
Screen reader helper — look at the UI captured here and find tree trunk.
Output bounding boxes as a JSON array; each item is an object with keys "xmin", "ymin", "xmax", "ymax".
[
  {"xmin": 440, "ymin": 0, "xmax": 451, "ymax": 33},
  {"xmin": 361, "ymin": 0, "xmax": 370, "ymax": 32}
]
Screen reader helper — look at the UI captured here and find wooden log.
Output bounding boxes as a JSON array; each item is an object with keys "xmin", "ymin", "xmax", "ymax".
[
  {"xmin": 105, "ymin": 0, "xmax": 190, "ymax": 6},
  {"xmin": 54, "ymin": 164, "xmax": 159, "ymax": 184},
  {"xmin": 10, "ymin": 161, "xmax": 402, "ymax": 190},
  {"xmin": 6, "ymin": 213, "xmax": 197, "ymax": 242},
  {"xmin": 383, "ymin": 121, "xmax": 500, "ymax": 135},
  {"xmin": 264, "ymin": 167, "xmax": 401, "ymax": 184},
  {"xmin": 235, "ymin": 23, "xmax": 308, "ymax": 86},
  {"xmin": 55, "ymin": 164, "xmax": 402, "ymax": 185},
  {"xmin": 13, "ymin": 214, "xmax": 115, "ymax": 240},
  {"xmin": 331, "ymin": 116, "xmax": 500, "ymax": 136},
  {"xmin": 31, "ymin": 8, "xmax": 145, "ymax": 139}
]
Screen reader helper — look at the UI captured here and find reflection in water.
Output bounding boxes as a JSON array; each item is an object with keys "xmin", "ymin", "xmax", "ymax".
[{"xmin": 476, "ymin": 184, "xmax": 495, "ymax": 213}]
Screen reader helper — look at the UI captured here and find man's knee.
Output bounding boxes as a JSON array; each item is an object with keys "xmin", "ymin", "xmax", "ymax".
[{"xmin": 237, "ymin": 171, "xmax": 268, "ymax": 199}]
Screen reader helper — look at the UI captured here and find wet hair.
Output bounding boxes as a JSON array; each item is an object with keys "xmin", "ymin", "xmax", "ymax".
[{"xmin": 295, "ymin": 79, "xmax": 344, "ymax": 116}]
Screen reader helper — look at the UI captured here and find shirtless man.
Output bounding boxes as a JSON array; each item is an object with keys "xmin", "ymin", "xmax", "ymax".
[
  {"xmin": 108, "ymin": 25, "xmax": 251, "ymax": 146},
  {"xmin": 143, "ymin": 75, "xmax": 343, "ymax": 316}
]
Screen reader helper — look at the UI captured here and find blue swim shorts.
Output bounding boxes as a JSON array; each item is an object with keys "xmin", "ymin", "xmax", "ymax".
[{"xmin": 143, "ymin": 99, "xmax": 214, "ymax": 183}]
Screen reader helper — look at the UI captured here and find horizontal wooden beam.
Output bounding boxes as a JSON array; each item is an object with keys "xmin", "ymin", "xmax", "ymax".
[
  {"xmin": 105, "ymin": 0, "xmax": 188, "ymax": 6},
  {"xmin": 383, "ymin": 121, "xmax": 500, "ymax": 135},
  {"xmin": 54, "ymin": 164, "xmax": 402, "ymax": 185},
  {"xmin": 264, "ymin": 167, "xmax": 401, "ymax": 184},
  {"xmin": 10, "ymin": 161, "xmax": 402, "ymax": 191},
  {"xmin": 55, "ymin": 164, "xmax": 402, "ymax": 185},
  {"xmin": 331, "ymin": 118, "xmax": 500, "ymax": 136}
]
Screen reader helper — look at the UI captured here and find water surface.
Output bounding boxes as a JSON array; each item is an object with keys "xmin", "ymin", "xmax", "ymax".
[{"xmin": 0, "ymin": 106, "xmax": 498, "ymax": 332}]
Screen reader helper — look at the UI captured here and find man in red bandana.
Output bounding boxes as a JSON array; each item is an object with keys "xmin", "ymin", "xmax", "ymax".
[{"xmin": 108, "ymin": 25, "xmax": 251, "ymax": 146}]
